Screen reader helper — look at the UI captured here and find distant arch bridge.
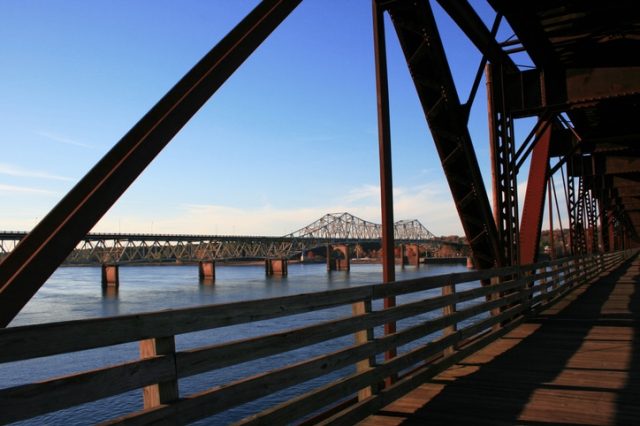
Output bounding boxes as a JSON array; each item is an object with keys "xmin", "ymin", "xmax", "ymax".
[{"xmin": 0, "ymin": 213, "xmax": 466, "ymax": 265}]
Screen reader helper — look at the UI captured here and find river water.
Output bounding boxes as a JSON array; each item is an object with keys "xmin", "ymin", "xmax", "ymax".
[{"xmin": 3, "ymin": 262, "xmax": 471, "ymax": 425}]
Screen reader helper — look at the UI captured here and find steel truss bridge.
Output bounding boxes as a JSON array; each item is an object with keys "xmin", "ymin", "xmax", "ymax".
[
  {"xmin": 1, "ymin": 0, "xmax": 638, "ymax": 327},
  {"xmin": 1, "ymin": 2, "xmax": 639, "ymax": 424},
  {"xmin": 0, "ymin": 213, "xmax": 461, "ymax": 265}
]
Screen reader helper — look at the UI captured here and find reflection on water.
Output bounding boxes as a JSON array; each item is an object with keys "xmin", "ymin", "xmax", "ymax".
[{"xmin": 3, "ymin": 262, "xmax": 470, "ymax": 425}]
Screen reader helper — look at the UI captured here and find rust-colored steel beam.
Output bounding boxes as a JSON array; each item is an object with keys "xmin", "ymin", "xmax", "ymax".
[
  {"xmin": 487, "ymin": 63, "xmax": 519, "ymax": 266},
  {"xmin": 547, "ymin": 178, "xmax": 555, "ymax": 259},
  {"xmin": 519, "ymin": 121, "xmax": 552, "ymax": 264},
  {"xmin": 565, "ymin": 67, "xmax": 640, "ymax": 104},
  {"xmin": 372, "ymin": 0, "xmax": 397, "ymax": 362},
  {"xmin": 600, "ymin": 206, "xmax": 611, "ymax": 252},
  {"xmin": 488, "ymin": 0, "xmax": 559, "ymax": 70},
  {"xmin": 0, "ymin": 0, "xmax": 302, "ymax": 327},
  {"xmin": 551, "ymin": 175, "xmax": 569, "ymax": 256},
  {"xmin": 568, "ymin": 172, "xmax": 588, "ymax": 255},
  {"xmin": 373, "ymin": 0, "xmax": 395, "ymax": 286},
  {"xmin": 487, "ymin": 0, "xmax": 566, "ymax": 108},
  {"xmin": 608, "ymin": 211, "xmax": 616, "ymax": 250},
  {"xmin": 435, "ymin": 0, "xmax": 517, "ymax": 73},
  {"xmin": 387, "ymin": 0, "xmax": 502, "ymax": 269},
  {"xmin": 463, "ymin": 12, "xmax": 503, "ymax": 122},
  {"xmin": 497, "ymin": 67, "xmax": 640, "ymax": 118}
]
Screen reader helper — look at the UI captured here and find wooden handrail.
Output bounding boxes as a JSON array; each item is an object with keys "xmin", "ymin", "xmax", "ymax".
[
  {"xmin": 0, "ymin": 262, "xmax": 527, "ymax": 363},
  {"xmin": 0, "ymin": 251, "xmax": 629, "ymax": 425}
]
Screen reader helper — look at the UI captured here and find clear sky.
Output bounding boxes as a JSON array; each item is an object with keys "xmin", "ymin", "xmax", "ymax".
[{"xmin": 0, "ymin": 0, "xmax": 540, "ymax": 237}]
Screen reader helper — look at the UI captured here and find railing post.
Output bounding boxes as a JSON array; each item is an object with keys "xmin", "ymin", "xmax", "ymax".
[
  {"xmin": 584, "ymin": 255, "xmax": 590, "ymax": 281},
  {"xmin": 567, "ymin": 257, "xmax": 576, "ymax": 288},
  {"xmin": 576, "ymin": 256, "xmax": 582, "ymax": 286},
  {"xmin": 352, "ymin": 299, "xmax": 375, "ymax": 401},
  {"xmin": 570, "ymin": 257, "xmax": 579, "ymax": 287},
  {"xmin": 539, "ymin": 264, "xmax": 548, "ymax": 303},
  {"xmin": 521, "ymin": 264, "xmax": 532, "ymax": 296},
  {"xmin": 551, "ymin": 261, "xmax": 559, "ymax": 292},
  {"xmin": 442, "ymin": 280, "xmax": 457, "ymax": 356},
  {"xmin": 140, "ymin": 336, "xmax": 178, "ymax": 409},
  {"xmin": 489, "ymin": 275, "xmax": 502, "ymax": 331}
]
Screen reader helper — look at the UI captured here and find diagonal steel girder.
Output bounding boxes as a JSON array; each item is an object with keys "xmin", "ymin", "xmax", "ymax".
[
  {"xmin": 519, "ymin": 120, "xmax": 552, "ymax": 264},
  {"xmin": 386, "ymin": 1, "xmax": 502, "ymax": 269},
  {"xmin": 435, "ymin": 0, "xmax": 516, "ymax": 73},
  {"xmin": 0, "ymin": 0, "xmax": 302, "ymax": 327}
]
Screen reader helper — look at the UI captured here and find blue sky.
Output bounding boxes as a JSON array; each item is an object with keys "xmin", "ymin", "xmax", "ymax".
[{"xmin": 0, "ymin": 1, "xmax": 542, "ymax": 237}]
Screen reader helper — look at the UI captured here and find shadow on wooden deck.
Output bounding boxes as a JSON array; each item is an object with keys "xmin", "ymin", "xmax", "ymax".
[{"xmin": 362, "ymin": 255, "xmax": 640, "ymax": 426}]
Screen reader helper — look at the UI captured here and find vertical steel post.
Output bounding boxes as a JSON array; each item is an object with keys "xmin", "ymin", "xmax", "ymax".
[
  {"xmin": 487, "ymin": 63, "xmax": 519, "ymax": 266},
  {"xmin": 599, "ymin": 189, "xmax": 610, "ymax": 253},
  {"xmin": 372, "ymin": 0, "xmax": 396, "ymax": 362},
  {"xmin": 575, "ymin": 177, "xmax": 588, "ymax": 254},
  {"xmin": 548, "ymin": 178, "xmax": 555, "ymax": 259},
  {"xmin": 567, "ymin": 160, "xmax": 583, "ymax": 255},
  {"xmin": 551, "ymin": 175, "xmax": 569, "ymax": 256},
  {"xmin": 608, "ymin": 211, "xmax": 616, "ymax": 251},
  {"xmin": 547, "ymin": 177, "xmax": 560, "ymax": 289},
  {"xmin": 591, "ymin": 192, "xmax": 599, "ymax": 253}
]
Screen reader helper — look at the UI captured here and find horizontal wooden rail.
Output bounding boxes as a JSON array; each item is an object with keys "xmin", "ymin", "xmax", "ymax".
[
  {"xmin": 0, "ymin": 251, "xmax": 630, "ymax": 425},
  {"xmin": 0, "ymin": 256, "xmax": 583, "ymax": 364},
  {"xmin": 0, "ymin": 285, "xmax": 374, "ymax": 363}
]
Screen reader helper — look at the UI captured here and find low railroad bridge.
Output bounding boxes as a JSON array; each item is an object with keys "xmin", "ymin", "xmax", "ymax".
[
  {"xmin": 0, "ymin": 213, "xmax": 462, "ymax": 266},
  {"xmin": 1, "ymin": 0, "xmax": 639, "ymax": 424},
  {"xmin": 0, "ymin": 213, "xmax": 466, "ymax": 285}
]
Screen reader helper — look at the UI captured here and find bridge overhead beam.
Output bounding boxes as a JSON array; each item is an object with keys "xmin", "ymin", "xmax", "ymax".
[
  {"xmin": 497, "ymin": 67, "xmax": 640, "ymax": 118},
  {"xmin": 435, "ymin": 0, "xmax": 516, "ymax": 73},
  {"xmin": 387, "ymin": 0, "xmax": 502, "ymax": 269},
  {"xmin": 593, "ymin": 159, "xmax": 638, "ymax": 179},
  {"xmin": 0, "ymin": 0, "xmax": 302, "ymax": 327},
  {"xmin": 488, "ymin": 0, "xmax": 559, "ymax": 71},
  {"xmin": 595, "ymin": 155, "xmax": 640, "ymax": 176}
]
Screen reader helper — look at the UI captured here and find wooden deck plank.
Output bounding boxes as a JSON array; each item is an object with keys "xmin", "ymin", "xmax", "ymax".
[{"xmin": 359, "ymin": 255, "xmax": 640, "ymax": 426}]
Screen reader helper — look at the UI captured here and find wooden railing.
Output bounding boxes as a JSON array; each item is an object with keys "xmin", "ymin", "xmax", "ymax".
[{"xmin": 0, "ymin": 251, "xmax": 629, "ymax": 425}]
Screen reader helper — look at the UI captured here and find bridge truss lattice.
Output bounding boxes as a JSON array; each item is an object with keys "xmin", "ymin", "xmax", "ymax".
[{"xmin": 0, "ymin": 213, "xmax": 450, "ymax": 264}]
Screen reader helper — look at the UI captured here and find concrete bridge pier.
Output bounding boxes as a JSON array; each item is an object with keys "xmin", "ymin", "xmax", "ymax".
[
  {"xmin": 101, "ymin": 264, "xmax": 119, "ymax": 289},
  {"xmin": 265, "ymin": 258, "xmax": 288, "ymax": 276},
  {"xmin": 466, "ymin": 256, "xmax": 474, "ymax": 268},
  {"xmin": 327, "ymin": 245, "xmax": 350, "ymax": 271},
  {"xmin": 198, "ymin": 261, "xmax": 215, "ymax": 283},
  {"xmin": 404, "ymin": 244, "xmax": 420, "ymax": 266},
  {"xmin": 394, "ymin": 245, "xmax": 405, "ymax": 265}
]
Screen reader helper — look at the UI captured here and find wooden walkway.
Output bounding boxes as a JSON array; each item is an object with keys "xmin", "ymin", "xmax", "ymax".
[{"xmin": 360, "ymin": 255, "xmax": 640, "ymax": 426}]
